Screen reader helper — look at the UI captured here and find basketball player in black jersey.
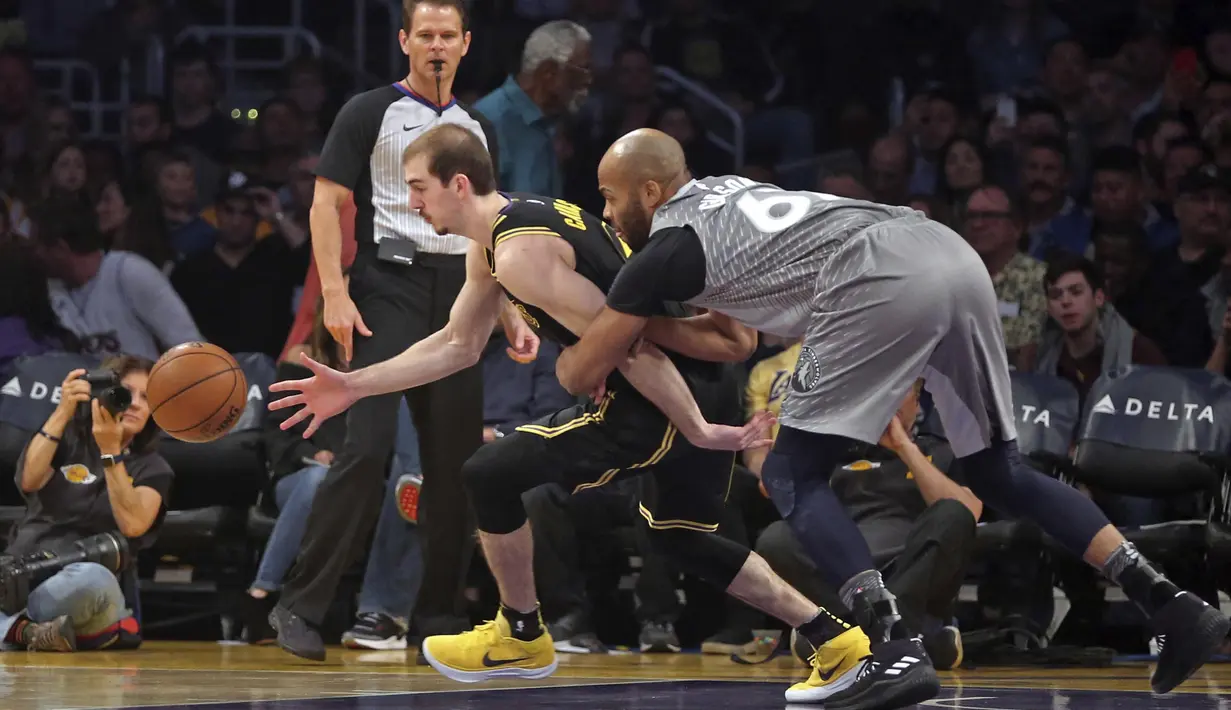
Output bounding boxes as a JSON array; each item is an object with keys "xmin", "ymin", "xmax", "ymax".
[{"xmin": 267, "ymin": 124, "xmax": 933, "ymax": 708}]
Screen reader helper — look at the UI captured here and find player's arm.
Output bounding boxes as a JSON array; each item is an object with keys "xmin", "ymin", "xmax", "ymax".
[
  {"xmin": 742, "ymin": 371, "xmax": 773, "ymax": 476},
  {"xmin": 555, "ymin": 306, "xmax": 646, "ymax": 395},
  {"xmin": 895, "ymin": 443, "xmax": 983, "ymax": 522},
  {"xmin": 643, "ymin": 311, "xmax": 758, "ymax": 362},
  {"xmin": 496, "ymin": 237, "xmax": 722, "ymax": 443},
  {"xmin": 346, "ymin": 243, "xmax": 504, "ymax": 398},
  {"xmin": 556, "ymin": 226, "xmax": 707, "ymax": 394}
]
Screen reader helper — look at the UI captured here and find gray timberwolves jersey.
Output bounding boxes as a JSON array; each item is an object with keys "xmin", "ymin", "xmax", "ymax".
[{"xmin": 649, "ymin": 176, "xmax": 914, "ymax": 336}]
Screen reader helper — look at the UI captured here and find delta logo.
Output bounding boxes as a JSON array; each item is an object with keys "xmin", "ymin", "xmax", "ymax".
[
  {"xmin": 1089, "ymin": 395, "xmax": 1215, "ymax": 423},
  {"xmin": 1, "ymin": 377, "xmax": 63, "ymax": 403},
  {"xmin": 1019, "ymin": 405, "xmax": 1052, "ymax": 427}
]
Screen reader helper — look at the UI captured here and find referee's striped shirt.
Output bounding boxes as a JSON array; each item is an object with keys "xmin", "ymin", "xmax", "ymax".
[{"xmin": 314, "ymin": 83, "xmax": 499, "ymax": 255}]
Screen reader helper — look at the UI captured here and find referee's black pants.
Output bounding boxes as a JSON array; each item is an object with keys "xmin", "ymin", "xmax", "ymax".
[{"xmin": 281, "ymin": 250, "xmax": 482, "ymax": 630}]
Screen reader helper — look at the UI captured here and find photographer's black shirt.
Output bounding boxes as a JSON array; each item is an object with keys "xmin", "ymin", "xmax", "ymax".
[
  {"xmin": 829, "ymin": 434, "xmax": 964, "ymax": 560},
  {"xmin": 8, "ymin": 427, "xmax": 174, "ymax": 557}
]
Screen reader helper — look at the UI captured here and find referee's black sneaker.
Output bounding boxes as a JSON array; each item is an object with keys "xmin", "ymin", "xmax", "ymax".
[
  {"xmin": 1149, "ymin": 592, "xmax": 1231, "ymax": 694},
  {"xmin": 269, "ymin": 605, "xmax": 326, "ymax": 662},
  {"xmin": 823, "ymin": 637, "xmax": 940, "ymax": 710}
]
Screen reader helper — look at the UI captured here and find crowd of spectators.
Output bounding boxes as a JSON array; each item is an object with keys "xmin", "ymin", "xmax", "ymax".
[{"xmin": 1, "ymin": 0, "xmax": 1231, "ymax": 660}]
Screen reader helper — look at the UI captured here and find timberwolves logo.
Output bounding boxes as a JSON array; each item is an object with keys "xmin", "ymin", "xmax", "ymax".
[{"xmin": 790, "ymin": 347, "xmax": 822, "ymax": 393}]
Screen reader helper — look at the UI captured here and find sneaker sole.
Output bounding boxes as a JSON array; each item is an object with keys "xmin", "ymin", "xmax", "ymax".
[
  {"xmin": 783, "ymin": 659, "xmax": 863, "ymax": 703},
  {"xmin": 419, "ymin": 640, "xmax": 558, "ymax": 683},
  {"xmin": 823, "ymin": 662, "xmax": 941, "ymax": 710},
  {"xmin": 1152, "ymin": 607, "xmax": 1231, "ymax": 694},
  {"xmin": 640, "ymin": 642, "xmax": 681, "ymax": 653},
  {"xmin": 342, "ymin": 635, "xmax": 409, "ymax": 651}
]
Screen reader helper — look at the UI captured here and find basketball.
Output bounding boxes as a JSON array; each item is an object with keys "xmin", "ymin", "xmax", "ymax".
[{"xmin": 148, "ymin": 342, "xmax": 248, "ymax": 443}]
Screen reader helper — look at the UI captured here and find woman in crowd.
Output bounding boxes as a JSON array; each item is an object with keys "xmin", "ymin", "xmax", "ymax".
[
  {"xmin": 938, "ymin": 136, "xmax": 988, "ymax": 221},
  {"xmin": 39, "ymin": 141, "xmax": 90, "ymax": 204},
  {"xmin": 94, "ymin": 179, "xmax": 174, "ymax": 273},
  {"xmin": 5, "ymin": 355, "xmax": 171, "ymax": 651}
]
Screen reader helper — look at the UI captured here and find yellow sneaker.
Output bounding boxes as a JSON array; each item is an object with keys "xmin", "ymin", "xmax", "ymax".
[
  {"xmin": 420, "ymin": 610, "xmax": 558, "ymax": 683},
  {"xmin": 784, "ymin": 626, "xmax": 872, "ymax": 703}
]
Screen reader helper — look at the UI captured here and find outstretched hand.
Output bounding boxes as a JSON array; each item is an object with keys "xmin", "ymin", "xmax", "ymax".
[
  {"xmin": 267, "ymin": 354, "xmax": 357, "ymax": 438},
  {"xmin": 684, "ymin": 410, "xmax": 777, "ymax": 452}
]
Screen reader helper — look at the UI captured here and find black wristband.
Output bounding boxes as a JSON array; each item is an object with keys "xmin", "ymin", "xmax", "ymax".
[{"xmin": 38, "ymin": 429, "xmax": 61, "ymax": 443}]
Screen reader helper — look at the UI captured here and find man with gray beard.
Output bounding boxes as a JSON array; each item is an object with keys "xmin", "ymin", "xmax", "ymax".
[{"xmin": 475, "ymin": 20, "xmax": 592, "ymax": 195}]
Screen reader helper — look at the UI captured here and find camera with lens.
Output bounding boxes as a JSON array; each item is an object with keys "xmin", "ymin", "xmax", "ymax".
[
  {"xmin": 79, "ymin": 369, "xmax": 132, "ymax": 419},
  {"xmin": 0, "ymin": 533, "xmax": 130, "ymax": 615}
]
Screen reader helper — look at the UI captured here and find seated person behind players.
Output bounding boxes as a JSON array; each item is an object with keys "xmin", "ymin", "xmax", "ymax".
[
  {"xmin": 1034, "ymin": 253, "xmax": 1165, "ymax": 404},
  {"xmin": 1035, "ymin": 253, "xmax": 1173, "ymax": 531},
  {"xmin": 5, "ymin": 356, "xmax": 172, "ymax": 651},
  {"xmin": 754, "ymin": 379, "xmax": 980, "ymax": 670},
  {"xmin": 481, "ymin": 325, "xmax": 574, "ymax": 443},
  {"xmin": 742, "ymin": 333, "xmax": 800, "ymax": 478},
  {"xmin": 248, "ymin": 300, "xmax": 426, "ymax": 650}
]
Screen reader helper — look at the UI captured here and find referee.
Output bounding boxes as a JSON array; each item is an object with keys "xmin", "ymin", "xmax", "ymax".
[{"xmin": 270, "ymin": 0, "xmax": 513, "ymax": 661}]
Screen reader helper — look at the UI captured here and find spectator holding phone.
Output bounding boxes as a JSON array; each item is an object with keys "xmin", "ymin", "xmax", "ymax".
[{"xmin": 171, "ymin": 184, "xmax": 309, "ymax": 359}]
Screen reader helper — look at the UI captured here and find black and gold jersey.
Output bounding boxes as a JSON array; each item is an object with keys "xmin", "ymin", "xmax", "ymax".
[
  {"xmin": 486, "ymin": 192, "xmax": 726, "ymax": 391},
  {"xmin": 487, "ymin": 193, "xmax": 633, "ymax": 347}
]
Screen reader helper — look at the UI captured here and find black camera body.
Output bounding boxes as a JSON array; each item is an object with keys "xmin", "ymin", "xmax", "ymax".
[
  {"xmin": 80, "ymin": 369, "xmax": 132, "ymax": 418},
  {"xmin": 0, "ymin": 532, "xmax": 130, "ymax": 615}
]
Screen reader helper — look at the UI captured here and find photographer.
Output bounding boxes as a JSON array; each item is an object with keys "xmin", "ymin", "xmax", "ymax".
[{"xmin": 1, "ymin": 356, "xmax": 172, "ymax": 651}]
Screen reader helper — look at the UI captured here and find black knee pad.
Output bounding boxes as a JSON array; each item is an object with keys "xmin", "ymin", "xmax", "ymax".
[
  {"xmin": 646, "ymin": 523, "xmax": 750, "ymax": 589},
  {"xmin": 461, "ymin": 442, "xmax": 530, "ymax": 535}
]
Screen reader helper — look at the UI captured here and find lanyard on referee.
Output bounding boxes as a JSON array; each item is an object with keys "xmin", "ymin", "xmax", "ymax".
[{"xmin": 404, "ymin": 62, "xmax": 447, "ymax": 117}]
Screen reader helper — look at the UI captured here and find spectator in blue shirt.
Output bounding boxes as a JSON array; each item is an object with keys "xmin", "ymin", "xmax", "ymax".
[
  {"xmin": 480, "ymin": 330, "xmax": 573, "ymax": 441},
  {"xmin": 1022, "ymin": 137, "xmax": 1092, "ymax": 259},
  {"xmin": 154, "ymin": 152, "xmax": 216, "ymax": 259},
  {"xmin": 1089, "ymin": 145, "xmax": 1179, "ymax": 253},
  {"xmin": 474, "ymin": 20, "xmax": 592, "ymax": 195}
]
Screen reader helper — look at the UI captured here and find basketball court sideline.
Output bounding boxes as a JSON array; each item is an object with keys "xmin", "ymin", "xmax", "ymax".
[{"xmin": 1, "ymin": 642, "xmax": 1227, "ymax": 709}]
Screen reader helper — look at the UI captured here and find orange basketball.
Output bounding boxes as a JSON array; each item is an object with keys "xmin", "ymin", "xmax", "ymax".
[{"xmin": 148, "ymin": 342, "xmax": 248, "ymax": 443}]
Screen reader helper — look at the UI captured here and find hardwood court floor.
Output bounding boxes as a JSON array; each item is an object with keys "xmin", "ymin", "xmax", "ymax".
[{"xmin": 0, "ymin": 642, "xmax": 1228, "ymax": 709}]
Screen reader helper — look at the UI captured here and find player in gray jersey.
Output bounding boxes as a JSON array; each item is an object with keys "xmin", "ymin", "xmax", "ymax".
[{"xmin": 558, "ymin": 129, "xmax": 1229, "ymax": 710}]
